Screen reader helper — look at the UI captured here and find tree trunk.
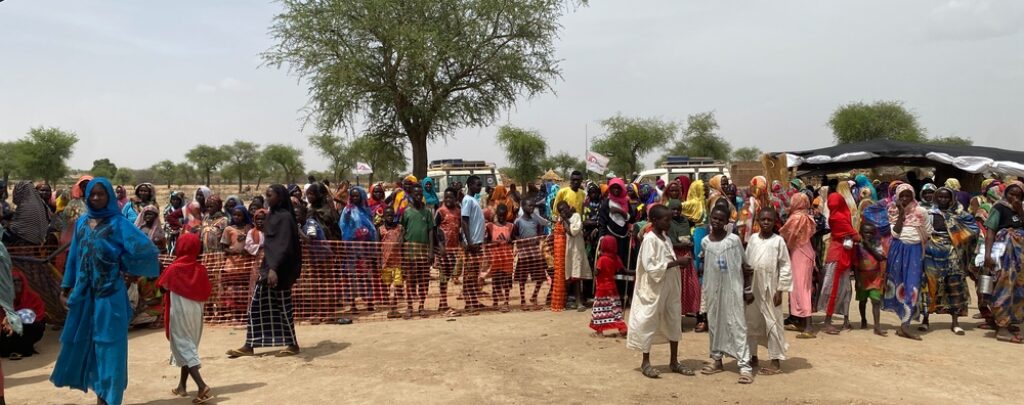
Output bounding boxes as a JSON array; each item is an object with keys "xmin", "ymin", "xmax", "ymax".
[
  {"xmin": 238, "ymin": 175, "xmax": 243, "ymax": 194},
  {"xmin": 410, "ymin": 129, "xmax": 429, "ymax": 179},
  {"xmin": 205, "ymin": 171, "xmax": 212, "ymax": 187}
]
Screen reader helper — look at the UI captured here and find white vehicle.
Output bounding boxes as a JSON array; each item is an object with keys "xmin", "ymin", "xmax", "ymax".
[
  {"xmin": 426, "ymin": 159, "xmax": 501, "ymax": 193},
  {"xmin": 633, "ymin": 156, "xmax": 731, "ymax": 185}
]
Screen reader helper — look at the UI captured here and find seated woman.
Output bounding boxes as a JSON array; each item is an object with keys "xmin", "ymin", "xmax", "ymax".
[{"xmin": 0, "ymin": 270, "xmax": 46, "ymax": 359}]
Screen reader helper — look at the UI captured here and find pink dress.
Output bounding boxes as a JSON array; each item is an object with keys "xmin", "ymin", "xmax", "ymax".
[{"xmin": 788, "ymin": 241, "xmax": 815, "ymax": 317}]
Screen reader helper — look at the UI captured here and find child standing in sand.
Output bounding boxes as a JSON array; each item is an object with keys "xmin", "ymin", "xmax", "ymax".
[{"xmin": 743, "ymin": 208, "xmax": 791, "ymax": 376}]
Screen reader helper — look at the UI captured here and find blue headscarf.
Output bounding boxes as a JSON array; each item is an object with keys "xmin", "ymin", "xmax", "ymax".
[
  {"xmin": 340, "ymin": 186, "xmax": 377, "ymax": 241},
  {"xmin": 422, "ymin": 177, "xmax": 440, "ymax": 207},
  {"xmin": 231, "ymin": 205, "xmax": 253, "ymax": 226},
  {"xmin": 854, "ymin": 174, "xmax": 877, "ymax": 202},
  {"xmin": 545, "ymin": 183, "xmax": 559, "ymax": 215},
  {"xmin": 85, "ymin": 177, "xmax": 124, "ymax": 219}
]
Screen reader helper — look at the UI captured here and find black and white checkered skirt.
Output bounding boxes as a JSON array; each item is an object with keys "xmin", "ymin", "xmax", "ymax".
[{"xmin": 245, "ymin": 283, "xmax": 298, "ymax": 348}]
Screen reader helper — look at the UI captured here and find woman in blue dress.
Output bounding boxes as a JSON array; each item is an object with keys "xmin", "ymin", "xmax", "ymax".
[{"xmin": 50, "ymin": 178, "xmax": 160, "ymax": 405}]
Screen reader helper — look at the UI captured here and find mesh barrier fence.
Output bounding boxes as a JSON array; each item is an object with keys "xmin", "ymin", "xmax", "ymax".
[{"xmin": 10, "ymin": 236, "xmax": 559, "ymax": 325}]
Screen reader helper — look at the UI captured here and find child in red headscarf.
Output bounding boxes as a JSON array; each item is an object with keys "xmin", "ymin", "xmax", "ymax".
[
  {"xmin": 590, "ymin": 235, "xmax": 628, "ymax": 336},
  {"xmin": 157, "ymin": 233, "xmax": 213, "ymax": 403}
]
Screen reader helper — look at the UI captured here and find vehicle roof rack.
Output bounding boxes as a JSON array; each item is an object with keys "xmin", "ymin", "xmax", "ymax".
[
  {"xmin": 429, "ymin": 159, "xmax": 492, "ymax": 169},
  {"xmin": 662, "ymin": 156, "xmax": 720, "ymax": 167}
]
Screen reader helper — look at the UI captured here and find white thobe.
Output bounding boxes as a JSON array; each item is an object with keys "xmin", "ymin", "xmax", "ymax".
[
  {"xmin": 744, "ymin": 234, "xmax": 792, "ymax": 360},
  {"xmin": 626, "ymin": 232, "xmax": 682, "ymax": 352},
  {"xmin": 701, "ymin": 233, "xmax": 752, "ymax": 373}
]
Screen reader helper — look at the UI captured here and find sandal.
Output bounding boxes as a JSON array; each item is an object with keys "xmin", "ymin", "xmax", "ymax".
[
  {"xmin": 796, "ymin": 332, "xmax": 817, "ymax": 339},
  {"xmin": 700, "ymin": 364, "xmax": 725, "ymax": 375},
  {"xmin": 275, "ymin": 348, "xmax": 300, "ymax": 357},
  {"xmin": 641, "ymin": 364, "xmax": 661, "ymax": 379},
  {"xmin": 8, "ymin": 352, "xmax": 23, "ymax": 361},
  {"xmin": 694, "ymin": 322, "xmax": 707, "ymax": 333},
  {"xmin": 917, "ymin": 324, "xmax": 929, "ymax": 332},
  {"xmin": 951, "ymin": 326, "xmax": 966, "ymax": 336},
  {"xmin": 444, "ymin": 309, "xmax": 461, "ymax": 318},
  {"xmin": 996, "ymin": 333, "xmax": 1024, "ymax": 344},
  {"xmin": 670, "ymin": 362, "xmax": 695, "ymax": 376},
  {"xmin": 171, "ymin": 387, "xmax": 188, "ymax": 397},
  {"xmin": 738, "ymin": 373, "xmax": 754, "ymax": 384},
  {"xmin": 896, "ymin": 330, "xmax": 922, "ymax": 341},
  {"xmin": 226, "ymin": 348, "xmax": 254, "ymax": 358},
  {"xmin": 193, "ymin": 386, "xmax": 213, "ymax": 404},
  {"xmin": 758, "ymin": 367, "xmax": 783, "ymax": 376}
]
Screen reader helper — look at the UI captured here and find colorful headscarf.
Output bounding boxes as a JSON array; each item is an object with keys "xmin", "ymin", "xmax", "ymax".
[
  {"xmin": 422, "ymin": 177, "xmax": 440, "ymax": 207},
  {"xmin": 606, "ymin": 178, "xmax": 629, "ymax": 208},
  {"xmin": 133, "ymin": 205, "xmax": 163, "ymax": 240},
  {"xmin": 828, "ymin": 192, "xmax": 857, "ymax": 239},
  {"xmin": 681, "ymin": 179, "xmax": 705, "ymax": 224},
  {"xmin": 944, "ymin": 178, "xmax": 961, "ymax": 191},
  {"xmin": 888, "ymin": 183, "xmax": 926, "ymax": 229},
  {"xmin": 780, "ymin": 193, "xmax": 815, "ymax": 248},
  {"xmin": 932, "ymin": 187, "xmax": 979, "ymax": 246},
  {"xmin": 340, "ymin": 186, "xmax": 378, "ymax": 241},
  {"xmin": 11, "ymin": 270, "xmax": 45, "ymax": 323},
  {"xmin": 836, "ymin": 180, "xmax": 860, "ymax": 229},
  {"xmin": 855, "ymin": 174, "xmax": 877, "ymax": 202}
]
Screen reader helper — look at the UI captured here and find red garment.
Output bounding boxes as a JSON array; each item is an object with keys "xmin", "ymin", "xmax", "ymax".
[
  {"xmin": 591, "ymin": 236, "xmax": 628, "ymax": 334},
  {"xmin": 828, "ymin": 192, "xmax": 858, "ymax": 240},
  {"xmin": 156, "ymin": 233, "xmax": 212, "ymax": 339},
  {"xmin": 676, "ymin": 176, "xmax": 691, "ymax": 202},
  {"xmin": 12, "ymin": 270, "xmax": 46, "ymax": 321}
]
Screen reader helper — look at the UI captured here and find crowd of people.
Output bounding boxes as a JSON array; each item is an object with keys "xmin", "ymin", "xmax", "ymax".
[{"xmin": 0, "ymin": 167, "xmax": 1022, "ymax": 401}]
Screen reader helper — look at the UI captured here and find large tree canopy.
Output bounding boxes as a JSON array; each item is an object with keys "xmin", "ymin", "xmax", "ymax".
[
  {"xmin": 731, "ymin": 146, "xmax": 761, "ymax": 162},
  {"xmin": 496, "ymin": 125, "xmax": 548, "ymax": 186},
  {"xmin": 263, "ymin": 0, "xmax": 579, "ymax": 178},
  {"xmin": 828, "ymin": 100, "xmax": 927, "ymax": 144},
  {"xmin": 663, "ymin": 111, "xmax": 731, "ymax": 162},
  {"xmin": 13, "ymin": 126, "xmax": 78, "ymax": 185},
  {"xmin": 591, "ymin": 115, "xmax": 676, "ymax": 177}
]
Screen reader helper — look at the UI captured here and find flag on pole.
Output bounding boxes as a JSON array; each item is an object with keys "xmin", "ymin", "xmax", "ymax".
[
  {"xmin": 355, "ymin": 162, "xmax": 373, "ymax": 175},
  {"xmin": 585, "ymin": 151, "xmax": 609, "ymax": 174}
]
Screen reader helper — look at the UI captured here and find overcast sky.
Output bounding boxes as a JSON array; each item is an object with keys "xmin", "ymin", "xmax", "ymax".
[{"xmin": 2, "ymin": 0, "xmax": 1022, "ymax": 173}]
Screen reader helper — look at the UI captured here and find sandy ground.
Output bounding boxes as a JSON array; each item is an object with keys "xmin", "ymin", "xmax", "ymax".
[{"xmin": 4, "ymin": 306, "xmax": 1023, "ymax": 405}]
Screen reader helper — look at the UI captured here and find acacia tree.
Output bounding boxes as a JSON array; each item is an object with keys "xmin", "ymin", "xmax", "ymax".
[
  {"xmin": 221, "ymin": 140, "xmax": 261, "ymax": 193},
  {"xmin": 496, "ymin": 126, "xmax": 548, "ymax": 187},
  {"xmin": 263, "ymin": 0, "xmax": 580, "ymax": 178},
  {"xmin": 13, "ymin": 126, "xmax": 78, "ymax": 185},
  {"xmin": 929, "ymin": 136, "xmax": 973, "ymax": 146},
  {"xmin": 731, "ymin": 146, "xmax": 761, "ymax": 162},
  {"xmin": 175, "ymin": 162, "xmax": 196, "ymax": 187},
  {"xmin": 348, "ymin": 135, "xmax": 407, "ymax": 184},
  {"xmin": 151, "ymin": 160, "xmax": 177, "ymax": 188},
  {"xmin": 591, "ymin": 115, "xmax": 676, "ymax": 177},
  {"xmin": 543, "ymin": 151, "xmax": 584, "ymax": 180},
  {"xmin": 309, "ymin": 134, "xmax": 356, "ymax": 182},
  {"xmin": 263, "ymin": 144, "xmax": 305, "ymax": 184},
  {"xmin": 828, "ymin": 100, "xmax": 927, "ymax": 144},
  {"xmin": 663, "ymin": 111, "xmax": 731, "ymax": 162},
  {"xmin": 186, "ymin": 145, "xmax": 229, "ymax": 186}
]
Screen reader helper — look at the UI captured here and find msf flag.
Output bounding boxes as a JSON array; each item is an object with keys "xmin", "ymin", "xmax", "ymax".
[
  {"xmin": 355, "ymin": 162, "xmax": 373, "ymax": 175},
  {"xmin": 586, "ymin": 151, "xmax": 609, "ymax": 174}
]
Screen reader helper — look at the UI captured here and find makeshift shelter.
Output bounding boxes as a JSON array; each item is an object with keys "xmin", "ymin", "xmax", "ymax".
[
  {"xmin": 778, "ymin": 139, "xmax": 1024, "ymax": 191},
  {"xmin": 540, "ymin": 170, "xmax": 563, "ymax": 182}
]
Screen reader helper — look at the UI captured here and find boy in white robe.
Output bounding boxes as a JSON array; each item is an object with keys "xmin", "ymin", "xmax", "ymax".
[
  {"xmin": 744, "ymin": 208, "xmax": 792, "ymax": 375},
  {"xmin": 700, "ymin": 206, "xmax": 755, "ymax": 384},
  {"xmin": 626, "ymin": 205, "xmax": 693, "ymax": 378}
]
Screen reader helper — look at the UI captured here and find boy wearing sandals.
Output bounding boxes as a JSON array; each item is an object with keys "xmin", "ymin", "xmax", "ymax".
[
  {"xmin": 626, "ymin": 205, "xmax": 693, "ymax": 378},
  {"xmin": 700, "ymin": 206, "xmax": 755, "ymax": 384},
  {"xmin": 743, "ymin": 208, "xmax": 791, "ymax": 376}
]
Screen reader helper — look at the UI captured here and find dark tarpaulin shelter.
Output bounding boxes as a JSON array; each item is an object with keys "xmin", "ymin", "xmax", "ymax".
[{"xmin": 777, "ymin": 139, "xmax": 1024, "ymax": 181}]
